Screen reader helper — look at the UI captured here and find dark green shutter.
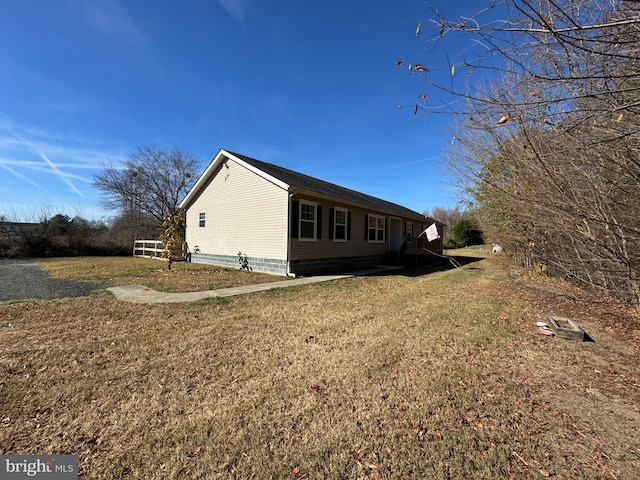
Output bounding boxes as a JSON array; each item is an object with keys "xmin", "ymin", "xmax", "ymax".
[
  {"xmin": 364, "ymin": 214, "xmax": 368, "ymax": 240},
  {"xmin": 316, "ymin": 205, "xmax": 322, "ymax": 239},
  {"xmin": 347, "ymin": 211, "xmax": 351, "ymax": 240},
  {"xmin": 291, "ymin": 200, "xmax": 299, "ymax": 238}
]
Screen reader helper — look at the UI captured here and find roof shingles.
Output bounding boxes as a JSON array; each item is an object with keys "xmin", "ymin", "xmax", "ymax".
[{"xmin": 228, "ymin": 151, "xmax": 428, "ymax": 222}]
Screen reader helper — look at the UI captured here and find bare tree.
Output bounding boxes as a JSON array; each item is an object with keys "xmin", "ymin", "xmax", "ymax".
[
  {"xmin": 108, "ymin": 210, "xmax": 160, "ymax": 245},
  {"xmin": 424, "ymin": 206, "xmax": 484, "ymax": 248},
  {"xmin": 423, "ymin": 206, "xmax": 465, "ymax": 228},
  {"xmin": 93, "ymin": 146, "xmax": 200, "ymax": 238},
  {"xmin": 404, "ymin": 0, "xmax": 640, "ymax": 310}
]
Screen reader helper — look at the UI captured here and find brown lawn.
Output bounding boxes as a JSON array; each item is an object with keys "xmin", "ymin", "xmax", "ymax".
[{"xmin": 1, "ymin": 253, "xmax": 638, "ymax": 479}]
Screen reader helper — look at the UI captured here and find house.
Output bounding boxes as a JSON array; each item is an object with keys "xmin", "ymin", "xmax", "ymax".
[
  {"xmin": 0, "ymin": 221, "xmax": 38, "ymax": 238},
  {"xmin": 179, "ymin": 149, "xmax": 443, "ymax": 276}
]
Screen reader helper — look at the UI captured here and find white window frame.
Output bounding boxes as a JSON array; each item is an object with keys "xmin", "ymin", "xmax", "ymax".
[
  {"xmin": 299, "ymin": 200, "xmax": 317, "ymax": 241},
  {"xmin": 368, "ymin": 214, "xmax": 386, "ymax": 243},
  {"xmin": 406, "ymin": 221, "xmax": 413, "ymax": 241},
  {"xmin": 334, "ymin": 207, "xmax": 348, "ymax": 242},
  {"xmin": 199, "ymin": 212, "xmax": 206, "ymax": 228}
]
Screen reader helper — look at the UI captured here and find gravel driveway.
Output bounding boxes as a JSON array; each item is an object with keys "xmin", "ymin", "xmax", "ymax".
[{"xmin": 0, "ymin": 259, "xmax": 111, "ymax": 301}]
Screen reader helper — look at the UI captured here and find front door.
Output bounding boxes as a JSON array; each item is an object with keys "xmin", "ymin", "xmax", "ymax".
[{"xmin": 389, "ymin": 217, "xmax": 403, "ymax": 251}]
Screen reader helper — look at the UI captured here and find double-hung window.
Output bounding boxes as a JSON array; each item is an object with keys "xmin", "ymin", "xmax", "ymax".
[
  {"xmin": 334, "ymin": 207, "xmax": 348, "ymax": 241},
  {"xmin": 368, "ymin": 214, "xmax": 385, "ymax": 242},
  {"xmin": 199, "ymin": 212, "xmax": 206, "ymax": 228},
  {"xmin": 299, "ymin": 200, "xmax": 317, "ymax": 240}
]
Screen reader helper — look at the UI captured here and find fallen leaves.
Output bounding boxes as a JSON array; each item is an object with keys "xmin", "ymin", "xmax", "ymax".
[
  {"xmin": 351, "ymin": 447, "xmax": 381, "ymax": 476},
  {"xmin": 292, "ymin": 466, "xmax": 307, "ymax": 479},
  {"xmin": 412, "ymin": 426, "xmax": 442, "ymax": 442},
  {"xmin": 11, "ymin": 255, "xmax": 638, "ymax": 479}
]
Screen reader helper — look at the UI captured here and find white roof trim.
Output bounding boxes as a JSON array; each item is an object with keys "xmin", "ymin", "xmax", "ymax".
[
  {"xmin": 179, "ymin": 149, "xmax": 290, "ymax": 209},
  {"xmin": 224, "ymin": 151, "xmax": 290, "ymax": 191}
]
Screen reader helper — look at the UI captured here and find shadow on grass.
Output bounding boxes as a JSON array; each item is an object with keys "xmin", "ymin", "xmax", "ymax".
[{"xmin": 366, "ymin": 255, "xmax": 486, "ymax": 279}]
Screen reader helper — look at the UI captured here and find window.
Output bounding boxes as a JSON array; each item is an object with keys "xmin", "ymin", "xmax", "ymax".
[
  {"xmin": 368, "ymin": 214, "xmax": 385, "ymax": 242},
  {"xmin": 199, "ymin": 212, "xmax": 206, "ymax": 228},
  {"xmin": 334, "ymin": 207, "xmax": 348, "ymax": 241},
  {"xmin": 406, "ymin": 221, "xmax": 413, "ymax": 241},
  {"xmin": 299, "ymin": 200, "xmax": 316, "ymax": 240}
]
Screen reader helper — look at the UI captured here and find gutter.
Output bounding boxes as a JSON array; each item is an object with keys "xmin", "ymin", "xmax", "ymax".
[{"xmin": 286, "ymin": 190, "xmax": 297, "ymax": 277}]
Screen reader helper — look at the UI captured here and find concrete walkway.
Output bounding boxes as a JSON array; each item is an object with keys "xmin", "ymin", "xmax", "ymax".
[{"xmin": 107, "ymin": 266, "xmax": 398, "ymax": 304}]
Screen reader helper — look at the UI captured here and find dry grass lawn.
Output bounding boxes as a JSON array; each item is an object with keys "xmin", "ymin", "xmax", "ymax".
[
  {"xmin": 37, "ymin": 256, "xmax": 284, "ymax": 292},
  {"xmin": 1, "ymin": 252, "xmax": 639, "ymax": 479}
]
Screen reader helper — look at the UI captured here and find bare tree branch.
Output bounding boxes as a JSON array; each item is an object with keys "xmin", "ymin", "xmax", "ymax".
[{"xmin": 407, "ymin": 0, "xmax": 640, "ymax": 310}]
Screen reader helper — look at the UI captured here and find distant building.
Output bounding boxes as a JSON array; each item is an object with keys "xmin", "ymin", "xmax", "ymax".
[{"xmin": 0, "ymin": 222, "xmax": 38, "ymax": 237}]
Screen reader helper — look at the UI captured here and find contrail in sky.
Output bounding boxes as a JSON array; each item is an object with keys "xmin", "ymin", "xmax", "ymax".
[
  {"xmin": 0, "ymin": 162, "xmax": 48, "ymax": 191},
  {"xmin": 13, "ymin": 134, "xmax": 84, "ymax": 197}
]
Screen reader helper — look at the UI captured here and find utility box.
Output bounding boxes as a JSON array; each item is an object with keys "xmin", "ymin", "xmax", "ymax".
[{"xmin": 547, "ymin": 314, "xmax": 585, "ymax": 341}]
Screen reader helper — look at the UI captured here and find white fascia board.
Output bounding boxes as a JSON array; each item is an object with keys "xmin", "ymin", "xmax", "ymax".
[
  {"xmin": 224, "ymin": 151, "xmax": 290, "ymax": 191},
  {"xmin": 179, "ymin": 149, "xmax": 289, "ymax": 208},
  {"xmin": 179, "ymin": 149, "xmax": 290, "ymax": 210},
  {"xmin": 179, "ymin": 149, "xmax": 226, "ymax": 209}
]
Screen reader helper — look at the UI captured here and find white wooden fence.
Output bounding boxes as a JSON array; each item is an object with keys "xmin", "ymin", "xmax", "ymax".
[
  {"xmin": 133, "ymin": 240, "xmax": 191, "ymax": 261},
  {"xmin": 133, "ymin": 240, "xmax": 164, "ymax": 259}
]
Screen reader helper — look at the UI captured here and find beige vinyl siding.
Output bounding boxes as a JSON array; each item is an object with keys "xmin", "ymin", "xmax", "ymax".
[
  {"xmin": 185, "ymin": 158, "xmax": 289, "ymax": 260},
  {"xmin": 290, "ymin": 197, "xmax": 391, "ymax": 260}
]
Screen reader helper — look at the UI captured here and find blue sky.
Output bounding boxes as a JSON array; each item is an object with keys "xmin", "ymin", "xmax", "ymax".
[{"xmin": 0, "ymin": 0, "xmax": 484, "ymax": 221}]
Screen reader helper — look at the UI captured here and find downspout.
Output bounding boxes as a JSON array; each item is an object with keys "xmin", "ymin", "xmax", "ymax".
[{"xmin": 286, "ymin": 190, "xmax": 296, "ymax": 277}]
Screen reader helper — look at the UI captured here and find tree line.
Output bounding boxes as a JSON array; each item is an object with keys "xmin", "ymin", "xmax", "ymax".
[
  {"xmin": 424, "ymin": 206, "xmax": 484, "ymax": 249},
  {"xmin": 1, "ymin": 146, "xmax": 199, "ymax": 259},
  {"xmin": 0, "ymin": 214, "xmax": 126, "ymax": 258},
  {"xmin": 407, "ymin": 0, "xmax": 640, "ymax": 310}
]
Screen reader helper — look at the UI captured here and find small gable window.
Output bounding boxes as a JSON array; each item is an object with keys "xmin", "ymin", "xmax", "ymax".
[{"xmin": 199, "ymin": 212, "xmax": 206, "ymax": 228}]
